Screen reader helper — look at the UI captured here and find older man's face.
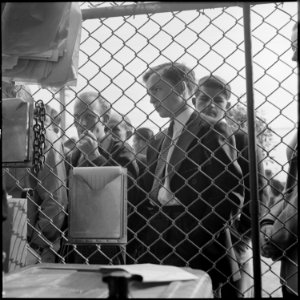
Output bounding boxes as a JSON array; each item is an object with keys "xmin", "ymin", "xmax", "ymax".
[{"xmin": 74, "ymin": 100, "xmax": 106, "ymax": 142}]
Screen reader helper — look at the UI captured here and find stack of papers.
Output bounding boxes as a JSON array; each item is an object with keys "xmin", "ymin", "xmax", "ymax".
[
  {"xmin": 2, "ymin": 3, "xmax": 82, "ymax": 88},
  {"xmin": 99, "ymin": 264, "xmax": 199, "ymax": 282}
]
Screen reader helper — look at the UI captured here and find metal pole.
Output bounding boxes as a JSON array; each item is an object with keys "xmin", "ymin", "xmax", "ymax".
[
  {"xmin": 81, "ymin": 2, "xmax": 272, "ymax": 20},
  {"xmin": 243, "ymin": 3, "xmax": 262, "ymax": 298}
]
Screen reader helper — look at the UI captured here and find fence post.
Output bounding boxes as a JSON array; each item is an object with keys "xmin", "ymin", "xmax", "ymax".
[{"xmin": 243, "ymin": 3, "xmax": 262, "ymax": 298}]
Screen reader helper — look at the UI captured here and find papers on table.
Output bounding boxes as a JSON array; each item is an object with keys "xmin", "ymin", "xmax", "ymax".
[
  {"xmin": 2, "ymin": 3, "xmax": 82, "ymax": 88},
  {"xmin": 100, "ymin": 263, "xmax": 199, "ymax": 282}
]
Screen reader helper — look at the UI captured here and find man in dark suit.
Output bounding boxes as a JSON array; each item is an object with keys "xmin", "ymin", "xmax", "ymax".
[
  {"xmin": 65, "ymin": 91, "xmax": 139, "ymax": 264},
  {"xmin": 138, "ymin": 62, "xmax": 244, "ymax": 296},
  {"xmin": 193, "ymin": 75, "xmax": 269, "ymax": 297}
]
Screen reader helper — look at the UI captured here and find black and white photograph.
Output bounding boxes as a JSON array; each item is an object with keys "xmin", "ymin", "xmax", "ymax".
[{"xmin": 2, "ymin": 2, "xmax": 298, "ymax": 298}]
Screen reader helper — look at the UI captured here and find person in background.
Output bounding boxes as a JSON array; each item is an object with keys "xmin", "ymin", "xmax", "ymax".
[
  {"xmin": 132, "ymin": 127, "xmax": 154, "ymax": 165},
  {"xmin": 260, "ymin": 21, "xmax": 298, "ymax": 298},
  {"xmin": 102, "ymin": 111, "xmax": 144, "ymax": 263},
  {"xmin": 104, "ymin": 111, "xmax": 134, "ymax": 143},
  {"xmin": 139, "ymin": 62, "xmax": 244, "ymax": 296},
  {"xmin": 192, "ymin": 74, "xmax": 269, "ymax": 297},
  {"xmin": 44, "ymin": 103, "xmax": 78, "ymax": 156},
  {"xmin": 65, "ymin": 91, "xmax": 139, "ymax": 264},
  {"xmin": 2, "ymin": 82, "xmax": 68, "ymax": 263}
]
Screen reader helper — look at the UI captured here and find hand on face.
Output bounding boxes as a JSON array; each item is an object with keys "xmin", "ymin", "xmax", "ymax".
[{"xmin": 77, "ymin": 130, "xmax": 100, "ymax": 160}]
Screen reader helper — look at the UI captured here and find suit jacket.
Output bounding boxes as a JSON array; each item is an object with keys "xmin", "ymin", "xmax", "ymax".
[{"xmin": 140, "ymin": 111, "xmax": 244, "ymax": 284}]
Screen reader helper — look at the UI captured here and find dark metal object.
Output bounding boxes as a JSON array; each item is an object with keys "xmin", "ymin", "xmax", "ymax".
[
  {"xmin": 102, "ymin": 270, "xmax": 142, "ymax": 299},
  {"xmin": 32, "ymin": 100, "xmax": 46, "ymax": 175},
  {"xmin": 243, "ymin": 3, "xmax": 262, "ymax": 298}
]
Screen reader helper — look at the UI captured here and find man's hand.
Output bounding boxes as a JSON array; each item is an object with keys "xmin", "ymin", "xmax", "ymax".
[{"xmin": 77, "ymin": 130, "xmax": 100, "ymax": 161}]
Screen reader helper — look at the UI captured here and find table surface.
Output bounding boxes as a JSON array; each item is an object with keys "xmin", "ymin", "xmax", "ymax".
[{"xmin": 3, "ymin": 263, "xmax": 213, "ymax": 298}]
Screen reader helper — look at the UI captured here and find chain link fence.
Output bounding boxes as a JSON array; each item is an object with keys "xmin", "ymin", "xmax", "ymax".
[{"xmin": 3, "ymin": 1, "xmax": 298, "ymax": 297}]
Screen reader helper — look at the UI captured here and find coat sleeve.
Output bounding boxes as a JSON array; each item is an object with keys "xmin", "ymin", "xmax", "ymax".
[
  {"xmin": 199, "ymin": 121, "xmax": 244, "ymax": 235},
  {"xmin": 28, "ymin": 130, "xmax": 68, "ymax": 249}
]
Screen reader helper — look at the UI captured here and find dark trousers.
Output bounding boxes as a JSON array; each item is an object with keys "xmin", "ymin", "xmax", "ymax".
[{"xmin": 138, "ymin": 205, "xmax": 230, "ymax": 292}]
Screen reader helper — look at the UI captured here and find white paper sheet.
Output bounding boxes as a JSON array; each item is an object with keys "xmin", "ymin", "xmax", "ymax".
[{"xmin": 100, "ymin": 263, "xmax": 198, "ymax": 282}]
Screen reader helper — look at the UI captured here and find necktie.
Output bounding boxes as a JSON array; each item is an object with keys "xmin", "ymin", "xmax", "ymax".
[{"xmin": 149, "ymin": 121, "xmax": 174, "ymax": 204}]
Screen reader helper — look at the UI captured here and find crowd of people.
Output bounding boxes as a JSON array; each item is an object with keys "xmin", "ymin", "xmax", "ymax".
[{"xmin": 2, "ymin": 21, "xmax": 298, "ymax": 298}]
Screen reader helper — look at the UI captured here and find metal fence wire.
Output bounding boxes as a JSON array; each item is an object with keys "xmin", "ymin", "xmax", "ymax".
[{"xmin": 3, "ymin": 1, "xmax": 298, "ymax": 298}]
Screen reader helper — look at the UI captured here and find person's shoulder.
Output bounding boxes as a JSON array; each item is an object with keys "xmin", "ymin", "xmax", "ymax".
[{"xmin": 198, "ymin": 115, "xmax": 233, "ymax": 138}]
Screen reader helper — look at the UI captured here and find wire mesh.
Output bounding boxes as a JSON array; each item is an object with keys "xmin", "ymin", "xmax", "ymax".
[{"xmin": 2, "ymin": 1, "xmax": 298, "ymax": 297}]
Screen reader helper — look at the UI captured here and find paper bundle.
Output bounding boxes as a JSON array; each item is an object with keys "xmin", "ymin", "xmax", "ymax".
[{"xmin": 2, "ymin": 3, "xmax": 82, "ymax": 88}]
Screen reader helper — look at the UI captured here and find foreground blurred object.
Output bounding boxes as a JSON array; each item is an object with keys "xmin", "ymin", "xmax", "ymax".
[
  {"xmin": 2, "ymin": 2, "xmax": 82, "ymax": 88},
  {"xmin": 2, "ymin": 98, "xmax": 34, "ymax": 167},
  {"xmin": 2, "ymin": 82, "xmax": 68, "ymax": 264},
  {"xmin": 2, "ymin": 263, "xmax": 213, "ymax": 298}
]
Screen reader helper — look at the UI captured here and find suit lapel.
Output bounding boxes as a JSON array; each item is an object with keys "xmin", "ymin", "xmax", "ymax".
[{"xmin": 168, "ymin": 111, "xmax": 204, "ymax": 181}]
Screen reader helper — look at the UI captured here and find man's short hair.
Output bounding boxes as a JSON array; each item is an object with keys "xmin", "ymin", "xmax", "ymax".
[
  {"xmin": 134, "ymin": 127, "xmax": 154, "ymax": 142},
  {"xmin": 142, "ymin": 62, "xmax": 197, "ymax": 95},
  {"xmin": 77, "ymin": 91, "xmax": 111, "ymax": 118},
  {"xmin": 196, "ymin": 75, "xmax": 231, "ymax": 100}
]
